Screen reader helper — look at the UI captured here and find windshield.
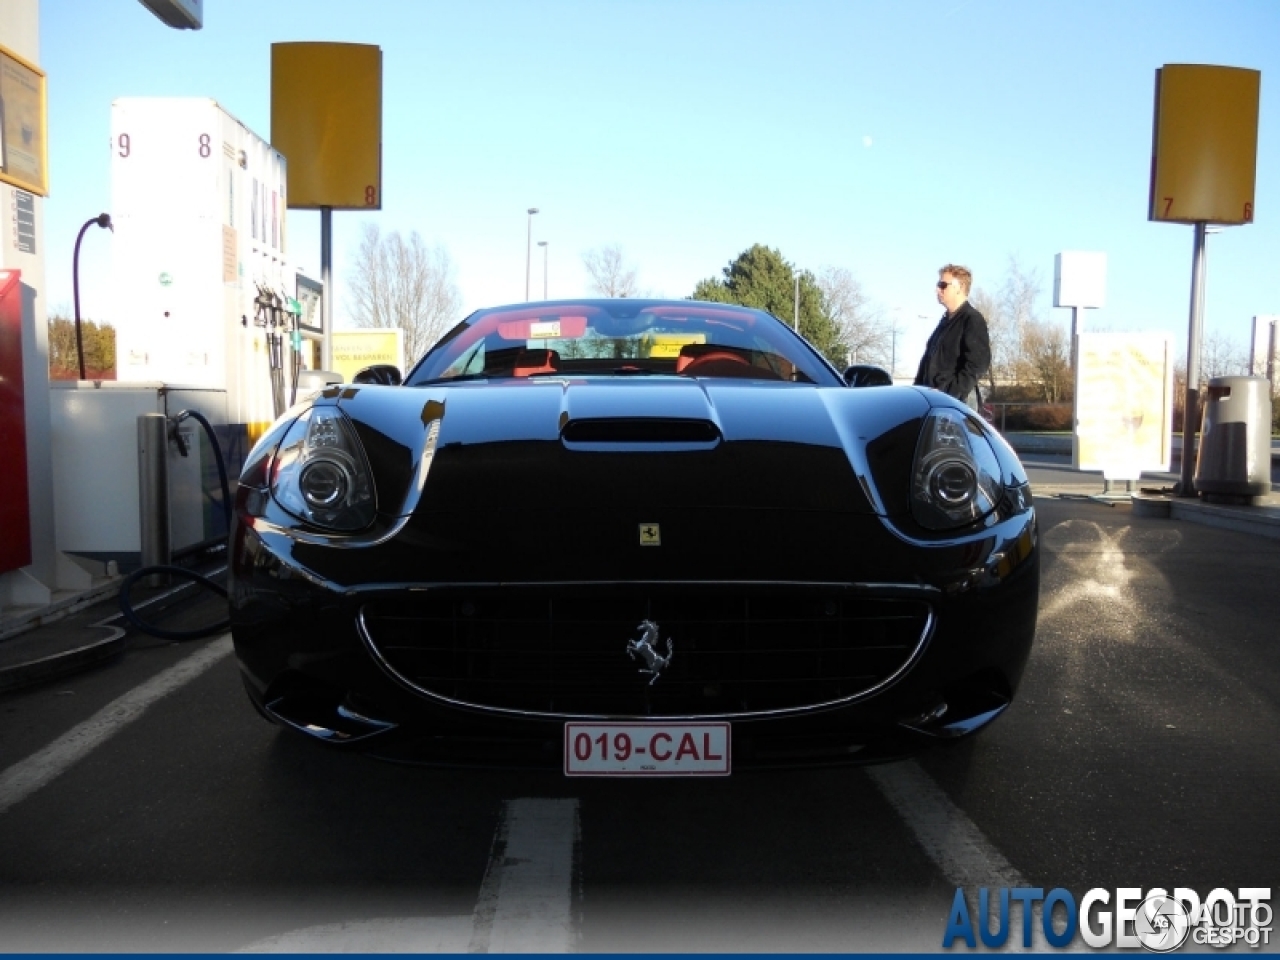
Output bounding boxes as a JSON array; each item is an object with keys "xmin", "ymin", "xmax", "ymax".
[{"xmin": 403, "ymin": 300, "xmax": 843, "ymax": 387}]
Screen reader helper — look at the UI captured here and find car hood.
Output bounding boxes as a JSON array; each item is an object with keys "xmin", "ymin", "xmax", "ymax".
[{"xmin": 327, "ymin": 378, "xmax": 932, "ymax": 519}]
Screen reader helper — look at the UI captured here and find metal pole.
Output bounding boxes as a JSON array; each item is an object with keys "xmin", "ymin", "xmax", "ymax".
[
  {"xmin": 1268, "ymin": 317, "xmax": 1276, "ymax": 387},
  {"xmin": 539, "ymin": 240, "xmax": 548, "ymax": 300},
  {"xmin": 320, "ymin": 206, "xmax": 333, "ymax": 372},
  {"xmin": 1178, "ymin": 222, "xmax": 1208, "ymax": 496},
  {"xmin": 137, "ymin": 414, "xmax": 171, "ymax": 585},
  {"xmin": 525, "ymin": 207, "xmax": 539, "ymax": 301},
  {"xmin": 1071, "ymin": 305, "xmax": 1082, "ymax": 462}
]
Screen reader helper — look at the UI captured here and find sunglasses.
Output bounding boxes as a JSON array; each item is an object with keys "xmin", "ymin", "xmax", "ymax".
[{"xmin": 936, "ymin": 280, "xmax": 952, "ymax": 290}]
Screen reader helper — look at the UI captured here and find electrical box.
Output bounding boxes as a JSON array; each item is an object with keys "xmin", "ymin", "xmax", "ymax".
[
  {"xmin": 109, "ymin": 98, "xmax": 293, "ymax": 440},
  {"xmin": 49, "ymin": 382, "xmax": 230, "ymax": 567}
]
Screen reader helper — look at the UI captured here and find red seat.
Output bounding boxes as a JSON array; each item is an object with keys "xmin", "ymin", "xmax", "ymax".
[
  {"xmin": 513, "ymin": 348, "xmax": 561, "ymax": 377},
  {"xmin": 676, "ymin": 343, "xmax": 751, "ymax": 374}
]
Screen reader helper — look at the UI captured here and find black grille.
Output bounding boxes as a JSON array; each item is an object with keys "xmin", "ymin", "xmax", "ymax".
[{"xmin": 360, "ymin": 585, "xmax": 931, "ymax": 717}]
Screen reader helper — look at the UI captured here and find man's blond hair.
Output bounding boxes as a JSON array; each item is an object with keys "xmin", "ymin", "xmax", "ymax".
[{"xmin": 939, "ymin": 264, "xmax": 973, "ymax": 296}]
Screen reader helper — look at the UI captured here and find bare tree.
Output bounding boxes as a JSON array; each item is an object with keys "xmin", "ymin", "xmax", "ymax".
[
  {"xmin": 347, "ymin": 223, "xmax": 462, "ymax": 361},
  {"xmin": 1199, "ymin": 329, "xmax": 1249, "ymax": 381},
  {"xmin": 968, "ymin": 286, "xmax": 1006, "ymax": 391},
  {"xmin": 1019, "ymin": 320, "xmax": 1072, "ymax": 403},
  {"xmin": 815, "ymin": 265, "xmax": 889, "ymax": 367},
  {"xmin": 582, "ymin": 244, "xmax": 639, "ymax": 297},
  {"xmin": 999, "ymin": 256, "xmax": 1042, "ymax": 338},
  {"xmin": 971, "ymin": 256, "xmax": 1048, "ymax": 392}
]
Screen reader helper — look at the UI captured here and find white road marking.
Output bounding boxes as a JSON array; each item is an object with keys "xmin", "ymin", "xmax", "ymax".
[
  {"xmin": 236, "ymin": 916, "xmax": 474, "ymax": 953},
  {"xmin": 0, "ymin": 635, "xmax": 233, "ymax": 816},
  {"xmin": 239, "ymin": 797, "xmax": 581, "ymax": 953},
  {"xmin": 867, "ymin": 759, "xmax": 1074, "ymax": 952},
  {"xmin": 470, "ymin": 797, "xmax": 580, "ymax": 953},
  {"xmin": 866, "ymin": 759, "xmax": 1024, "ymax": 888}
]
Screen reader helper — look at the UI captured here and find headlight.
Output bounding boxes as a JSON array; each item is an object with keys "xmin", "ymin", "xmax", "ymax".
[
  {"xmin": 910, "ymin": 408, "xmax": 1004, "ymax": 530},
  {"xmin": 270, "ymin": 407, "xmax": 376, "ymax": 531}
]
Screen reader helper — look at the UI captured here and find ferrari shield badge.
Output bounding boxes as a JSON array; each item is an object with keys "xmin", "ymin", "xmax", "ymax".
[
  {"xmin": 627, "ymin": 620, "xmax": 673, "ymax": 685},
  {"xmin": 639, "ymin": 523, "xmax": 661, "ymax": 546}
]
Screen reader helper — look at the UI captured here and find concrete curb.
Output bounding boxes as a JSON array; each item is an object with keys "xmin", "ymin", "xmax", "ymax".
[
  {"xmin": 0, "ymin": 573, "xmax": 221, "ymax": 694},
  {"xmin": 0, "ymin": 578, "xmax": 123, "ymax": 643},
  {"xmin": 0, "ymin": 628, "xmax": 127, "ymax": 693},
  {"xmin": 1169, "ymin": 498, "xmax": 1280, "ymax": 541}
]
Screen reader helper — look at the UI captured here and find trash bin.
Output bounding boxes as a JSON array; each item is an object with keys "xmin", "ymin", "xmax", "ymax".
[{"xmin": 1194, "ymin": 375, "xmax": 1273, "ymax": 497}]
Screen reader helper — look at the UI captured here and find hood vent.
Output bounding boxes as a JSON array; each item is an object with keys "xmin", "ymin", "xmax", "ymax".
[{"xmin": 561, "ymin": 417, "xmax": 721, "ymax": 444}]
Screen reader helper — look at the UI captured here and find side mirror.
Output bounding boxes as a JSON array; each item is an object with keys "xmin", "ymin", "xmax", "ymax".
[
  {"xmin": 352, "ymin": 364, "xmax": 403, "ymax": 386},
  {"xmin": 843, "ymin": 364, "xmax": 893, "ymax": 388},
  {"xmin": 296, "ymin": 369, "xmax": 344, "ymax": 391}
]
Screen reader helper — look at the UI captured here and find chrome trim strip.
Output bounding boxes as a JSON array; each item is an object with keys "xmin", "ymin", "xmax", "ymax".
[{"xmin": 356, "ymin": 582, "xmax": 937, "ymax": 722}]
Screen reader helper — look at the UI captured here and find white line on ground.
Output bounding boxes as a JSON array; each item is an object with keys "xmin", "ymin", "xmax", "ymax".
[
  {"xmin": 0, "ymin": 634, "xmax": 233, "ymax": 816},
  {"xmin": 866, "ymin": 759, "xmax": 1025, "ymax": 888},
  {"xmin": 469, "ymin": 797, "xmax": 580, "ymax": 953},
  {"xmin": 867, "ymin": 759, "xmax": 1075, "ymax": 952},
  {"xmin": 236, "ymin": 916, "xmax": 475, "ymax": 953}
]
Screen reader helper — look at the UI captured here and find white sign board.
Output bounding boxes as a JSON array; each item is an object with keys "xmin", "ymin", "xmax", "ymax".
[
  {"xmin": 1074, "ymin": 332, "xmax": 1174, "ymax": 478},
  {"xmin": 1054, "ymin": 251, "xmax": 1107, "ymax": 309}
]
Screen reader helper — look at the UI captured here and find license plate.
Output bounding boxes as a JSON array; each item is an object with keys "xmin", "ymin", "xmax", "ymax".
[{"xmin": 564, "ymin": 722, "xmax": 731, "ymax": 777}]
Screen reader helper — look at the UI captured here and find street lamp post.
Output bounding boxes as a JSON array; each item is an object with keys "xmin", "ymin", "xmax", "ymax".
[
  {"xmin": 73, "ymin": 212, "xmax": 113, "ymax": 380},
  {"xmin": 538, "ymin": 240, "xmax": 549, "ymax": 300},
  {"xmin": 525, "ymin": 207, "xmax": 539, "ymax": 301}
]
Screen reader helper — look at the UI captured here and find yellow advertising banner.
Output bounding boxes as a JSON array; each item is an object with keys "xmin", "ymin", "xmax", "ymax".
[
  {"xmin": 332, "ymin": 329, "xmax": 404, "ymax": 384},
  {"xmin": 0, "ymin": 43, "xmax": 49, "ymax": 196},
  {"xmin": 1149, "ymin": 64, "xmax": 1260, "ymax": 225},
  {"xmin": 1074, "ymin": 333, "xmax": 1174, "ymax": 477},
  {"xmin": 271, "ymin": 43, "xmax": 382, "ymax": 210}
]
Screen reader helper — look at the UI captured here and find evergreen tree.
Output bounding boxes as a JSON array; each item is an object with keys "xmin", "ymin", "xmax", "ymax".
[{"xmin": 691, "ymin": 244, "xmax": 846, "ymax": 365}]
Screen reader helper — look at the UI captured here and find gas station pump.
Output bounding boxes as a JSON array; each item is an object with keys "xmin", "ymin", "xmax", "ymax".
[
  {"xmin": 46, "ymin": 98, "xmax": 313, "ymax": 571},
  {"xmin": 253, "ymin": 283, "xmax": 304, "ymax": 419}
]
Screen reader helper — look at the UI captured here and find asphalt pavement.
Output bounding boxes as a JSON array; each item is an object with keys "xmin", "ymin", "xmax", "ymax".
[{"xmin": 1, "ymin": 487, "xmax": 1277, "ymax": 950}]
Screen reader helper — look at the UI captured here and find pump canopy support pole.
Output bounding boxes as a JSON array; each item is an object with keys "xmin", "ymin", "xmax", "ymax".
[
  {"xmin": 320, "ymin": 206, "xmax": 333, "ymax": 372},
  {"xmin": 1178, "ymin": 221, "xmax": 1208, "ymax": 497}
]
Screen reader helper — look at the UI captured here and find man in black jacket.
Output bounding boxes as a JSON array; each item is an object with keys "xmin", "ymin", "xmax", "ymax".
[{"xmin": 914, "ymin": 264, "xmax": 990, "ymax": 408}]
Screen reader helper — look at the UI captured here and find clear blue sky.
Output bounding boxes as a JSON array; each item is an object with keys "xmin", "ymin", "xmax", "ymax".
[{"xmin": 39, "ymin": 0, "xmax": 1280, "ymax": 373}]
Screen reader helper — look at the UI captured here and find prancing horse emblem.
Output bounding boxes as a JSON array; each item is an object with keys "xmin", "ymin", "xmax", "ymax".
[{"xmin": 627, "ymin": 620, "xmax": 673, "ymax": 685}]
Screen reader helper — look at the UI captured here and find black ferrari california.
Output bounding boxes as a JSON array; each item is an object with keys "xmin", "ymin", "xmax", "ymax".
[{"xmin": 229, "ymin": 299, "xmax": 1038, "ymax": 772}]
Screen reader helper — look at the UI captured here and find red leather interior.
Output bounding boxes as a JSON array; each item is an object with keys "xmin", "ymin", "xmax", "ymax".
[
  {"xmin": 513, "ymin": 348, "xmax": 561, "ymax": 377},
  {"xmin": 676, "ymin": 344, "xmax": 751, "ymax": 374}
]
